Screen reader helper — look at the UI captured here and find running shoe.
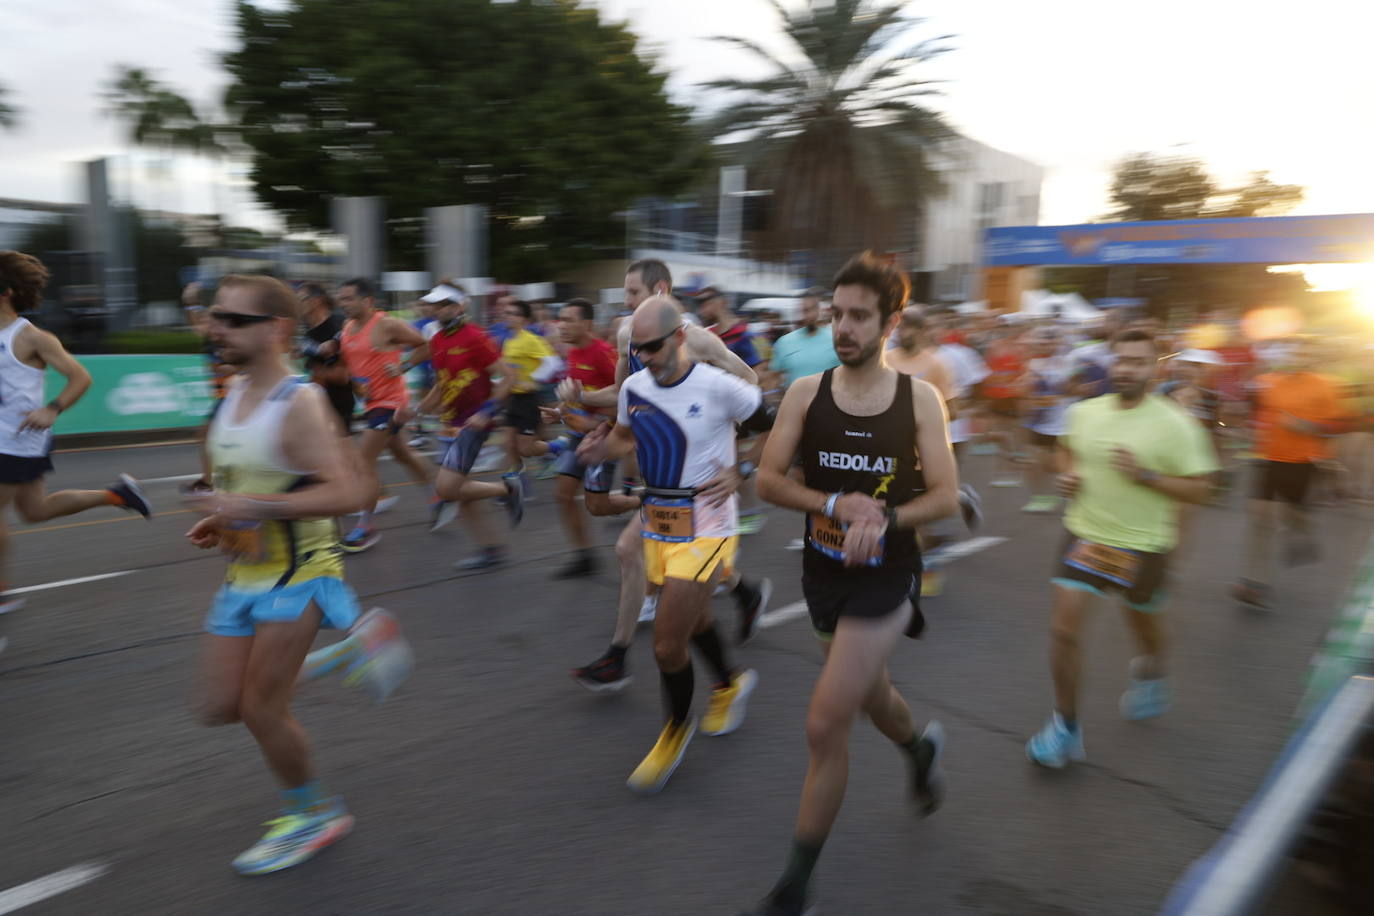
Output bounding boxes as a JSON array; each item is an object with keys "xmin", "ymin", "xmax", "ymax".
[
  {"xmin": 1021, "ymin": 494, "xmax": 1061, "ymax": 514},
  {"xmin": 0, "ymin": 594, "xmax": 25, "ymax": 615},
  {"xmin": 1232, "ymin": 579, "xmax": 1270, "ymax": 610},
  {"xmin": 1120, "ymin": 658, "xmax": 1172, "ymax": 721},
  {"xmin": 408, "ymin": 434, "xmax": 430, "ymax": 449},
  {"xmin": 637, "ymin": 594, "xmax": 658, "ymax": 625},
  {"xmin": 571, "ymin": 652, "xmax": 631, "ymax": 693},
  {"xmin": 1026, "ymin": 712, "xmax": 1085, "ymax": 769},
  {"xmin": 342, "ymin": 609, "xmax": 415, "ymax": 702},
  {"xmin": 737, "ymin": 511, "xmax": 767, "ymax": 536},
  {"xmin": 911, "ymin": 720, "xmax": 946, "ymax": 817},
  {"xmin": 555, "ymin": 553, "xmax": 598, "ymax": 579},
  {"xmin": 373, "ymin": 495, "xmax": 401, "ymax": 515},
  {"xmin": 626, "ymin": 718, "xmax": 697, "ymax": 794},
  {"xmin": 455, "ymin": 547, "xmax": 506, "ymax": 571},
  {"xmin": 232, "ymin": 801, "xmax": 354, "ymax": 876},
  {"xmin": 429, "ymin": 498, "xmax": 459, "ymax": 533},
  {"xmin": 108, "ymin": 474, "xmax": 153, "ymax": 518},
  {"xmin": 701, "ymin": 669, "xmax": 758, "ymax": 736},
  {"xmin": 502, "ymin": 474, "xmax": 525, "ymax": 527},
  {"xmin": 340, "ymin": 525, "xmax": 380, "ymax": 553},
  {"xmin": 736, "ymin": 578, "xmax": 772, "ymax": 645},
  {"xmin": 958, "ymin": 483, "xmax": 983, "ymax": 532}
]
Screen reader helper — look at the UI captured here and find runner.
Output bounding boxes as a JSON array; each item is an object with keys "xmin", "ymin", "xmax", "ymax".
[
  {"xmin": 769, "ymin": 290, "xmax": 838, "ymax": 389},
  {"xmin": 982, "ymin": 322, "xmax": 1028, "ymax": 486},
  {"xmin": 567, "ymin": 259, "xmax": 769, "ymax": 693},
  {"xmin": 182, "ymin": 273, "xmax": 411, "ymax": 875},
  {"xmin": 499, "ymin": 298, "xmax": 561, "ymax": 495},
  {"xmin": 0, "ymin": 250, "xmax": 152, "ymax": 631},
  {"xmin": 297, "ymin": 283, "xmax": 354, "ymax": 436},
  {"xmin": 399, "ymin": 282, "xmax": 523, "ymax": 569},
  {"xmin": 742, "ymin": 253, "xmax": 955, "ymax": 916},
  {"xmin": 1019, "ymin": 325, "xmax": 1073, "ymax": 514},
  {"xmin": 1026, "ymin": 328, "xmax": 1218, "ymax": 769},
  {"xmin": 1233, "ymin": 337, "xmax": 1348, "ymax": 608},
  {"xmin": 336, "ymin": 277, "xmax": 434, "ymax": 552},
  {"xmin": 576, "ymin": 295, "xmax": 767, "ymax": 793},
  {"xmin": 407, "ymin": 299, "xmax": 440, "ymax": 448}
]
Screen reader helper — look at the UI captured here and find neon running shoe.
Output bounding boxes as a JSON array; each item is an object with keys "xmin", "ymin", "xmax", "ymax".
[
  {"xmin": 1026, "ymin": 712, "xmax": 1085, "ymax": 769},
  {"xmin": 340, "ymin": 525, "xmax": 380, "ymax": 553},
  {"xmin": 627, "ymin": 718, "xmax": 697, "ymax": 794},
  {"xmin": 108, "ymin": 474, "xmax": 153, "ymax": 518},
  {"xmin": 701, "ymin": 669, "xmax": 758, "ymax": 736},
  {"xmin": 232, "ymin": 801, "xmax": 353, "ymax": 876},
  {"xmin": 1120, "ymin": 658, "xmax": 1172, "ymax": 721}
]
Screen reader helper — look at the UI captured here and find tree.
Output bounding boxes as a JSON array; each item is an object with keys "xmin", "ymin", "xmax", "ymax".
[
  {"xmin": 102, "ymin": 67, "xmax": 221, "ymax": 154},
  {"xmin": 0, "ymin": 82, "xmax": 19, "ymax": 131},
  {"xmin": 700, "ymin": 0, "xmax": 955, "ymax": 278},
  {"xmin": 1107, "ymin": 153, "xmax": 1302, "ymax": 222},
  {"xmin": 16, "ymin": 213, "xmax": 200, "ymax": 305},
  {"xmin": 211, "ymin": 0, "xmax": 702, "ymax": 280}
]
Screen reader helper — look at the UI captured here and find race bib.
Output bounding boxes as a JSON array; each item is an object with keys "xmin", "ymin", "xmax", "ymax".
[
  {"xmin": 642, "ymin": 496, "xmax": 694, "ymax": 543},
  {"xmin": 1064, "ymin": 538, "xmax": 1142, "ymax": 588},
  {"xmin": 807, "ymin": 513, "xmax": 883, "ymax": 567},
  {"xmin": 220, "ymin": 521, "xmax": 266, "ymax": 564}
]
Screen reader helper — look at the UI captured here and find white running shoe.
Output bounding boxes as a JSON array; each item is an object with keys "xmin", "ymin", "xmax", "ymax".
[{"xmin": 637, "ymin": 595, "xmax": 658, "ymax": 625}]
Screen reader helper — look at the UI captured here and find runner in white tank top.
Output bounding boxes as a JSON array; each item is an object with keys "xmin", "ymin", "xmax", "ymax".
[{"xmin": 0, "ymin": 250, "xmax": 151, "ymax": 630}]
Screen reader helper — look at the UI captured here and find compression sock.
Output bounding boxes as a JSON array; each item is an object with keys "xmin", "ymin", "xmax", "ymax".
[{"xmin": 660, "ymin": 662, "xmax": 695, "ymax": 725}]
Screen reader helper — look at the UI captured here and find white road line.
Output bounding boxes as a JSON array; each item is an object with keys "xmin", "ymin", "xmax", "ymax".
[
  {"xmin": 928, "ymin": 535, "xmax": 1007, "ymax": 563},
  {"xmin": 9, "ymin": 571, "xmax": 135, "ymax": 596},
  {"xmin": 0, "ymin": 863, "xmax": 108, "ymax": 915},
  {"xmin": 138, "ymin": 473, "xmax": 203, "ymax": 485}
]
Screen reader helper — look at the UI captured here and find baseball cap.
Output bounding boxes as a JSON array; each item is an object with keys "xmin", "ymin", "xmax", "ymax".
[{"xmin": 420, "ymin": 283, "xmax": 468, "ymax": 305}]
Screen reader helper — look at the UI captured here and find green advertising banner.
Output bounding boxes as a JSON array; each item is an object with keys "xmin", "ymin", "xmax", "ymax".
[{"xmin": 45, "ymin": 355, "xmax": 216, "ymax": 435}]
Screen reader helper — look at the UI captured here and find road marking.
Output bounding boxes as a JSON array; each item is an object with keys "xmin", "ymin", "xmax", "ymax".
[
  {"xmin": 139, "ymin": 473, "xmax": 203, "ymax": 485},
  {"xmin": 0, "ymin": 863, "xmax": 108, "ymax": 914},
  {"xmin": 928, "ymin": 536, "xmax": 1008, "ymax": 563},
  {"xmin": 8, "ymin": 571, "xmax": 136, "ymax": 596},
  {"xmin": 760, "ymin": 601, "xmax": 808, "ymax": 629}
]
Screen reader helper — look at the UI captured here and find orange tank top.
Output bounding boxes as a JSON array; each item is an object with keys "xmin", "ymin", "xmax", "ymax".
[{"xmin": 340, "ymin": 311, "xmax": 407, "ymax": 410}]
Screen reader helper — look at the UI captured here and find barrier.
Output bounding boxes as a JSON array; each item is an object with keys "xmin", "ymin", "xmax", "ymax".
[{"xmin": 45, "ymin": 355, "xmax": 215, "ymax": 436}]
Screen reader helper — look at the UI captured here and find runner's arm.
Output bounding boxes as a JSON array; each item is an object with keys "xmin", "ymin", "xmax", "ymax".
[
  {"xmin": 29, "ymin": 326, "xmax": 92, "ymax": 411},
  {"xmin": 757, "ymin": 377, "xmax": 835, "ymax": 515},
  {"xmin": 686, "ymin": 325, "xmax": 758, "ymax": 385},
  {"xmin": 890, "ymin": 379, "xmax": 959, "ymax": 528}
]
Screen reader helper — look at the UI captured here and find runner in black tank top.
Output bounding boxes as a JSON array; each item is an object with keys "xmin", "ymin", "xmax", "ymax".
[{"xmin": 744, "ymin": 253, "xmax": 960, "ymax": 916}]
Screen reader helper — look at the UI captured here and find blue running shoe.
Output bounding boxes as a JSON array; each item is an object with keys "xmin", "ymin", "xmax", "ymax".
[
  {"xmin": 109, "ymin": 474, "xmax": 153, "ymax": 518},
  {"xmin": 1026, "ymin": 712, "xmax": 1085, "ymax": 769},
  {"xmin": 340, "ymin": 525, "xmax": 380, "ymax": 553},
  {"xmin": 232, "ymin": 801, "xmax": 354, "ymax": 876},
  {"xmin": 1120, "ymin": 658, "xmax": 1172, "ymax": 720}
]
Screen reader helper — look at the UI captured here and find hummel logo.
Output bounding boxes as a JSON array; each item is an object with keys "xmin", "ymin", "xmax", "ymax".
[
  {"xmin": 843, "ymin": 430, "xmax": 872, "ymax": 438},
  {"xmin": 687, "ymin": 404, "xmax": 702, "ymax": 418}
]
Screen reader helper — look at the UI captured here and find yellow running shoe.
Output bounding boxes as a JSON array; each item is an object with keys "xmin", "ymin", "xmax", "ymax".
[
  {"xmin": 701, "ymin": 668, "xmax": 758, "ymax": 736},
  {"xmin": 626, "ymin": 718, "xmax": 697, "ymax": 794}
]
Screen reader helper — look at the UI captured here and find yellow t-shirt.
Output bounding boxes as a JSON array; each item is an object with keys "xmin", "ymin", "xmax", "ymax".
[{"xmin": 502, "ymin": 329, "xmax": 556, "ymax": 394}]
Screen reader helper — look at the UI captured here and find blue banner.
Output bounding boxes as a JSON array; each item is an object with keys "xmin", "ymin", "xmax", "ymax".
[{"xmin": 985, "ymin": 214, "xmax": 1374, "ymax": 266}]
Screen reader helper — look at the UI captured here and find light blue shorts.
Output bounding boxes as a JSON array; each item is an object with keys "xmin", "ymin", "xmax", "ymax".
[{"xmin": 205, "ymin": 576, "xmax": 362, "ymax": 637}]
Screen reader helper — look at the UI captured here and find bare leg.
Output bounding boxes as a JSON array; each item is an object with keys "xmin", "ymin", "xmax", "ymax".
[
  {"xmin": 1049, "ymin": 584, "xmax": 1093, "ymax": 721},
  {"xmin": 1243, "ymin": 498, "xmax": 1276, "ymax": 584},
  {"xmin": 355, "ymin": 429, "xmax": 391, "ymax": 516},
  {"xmin": 1120, "ymin": 606, "xmax": 1167, "ymax": 675},
  {"xmin": 386, "ymin": 435, "xmax": 434, "ymax": 487},
  {"xmin": 237, "ymin": 605, "xmax": 325, "ymax": 789},
  {"xmin": 611, "ymin": 516, "xmax": 646, "ymax": 647},
  {"xmin": 555, "ymin": 474, "xmax": 589, "ymax": 550},
  {"xmin": 11, "ymin": 478, "xmax": 114, "ymax": 523},
  {"xmin": 198, "ymin": 634, "xmax": 254, "ymax": 726},
  {"xmin": 435, "ymin": 468, "xmax": 504, "ymax": 549}
]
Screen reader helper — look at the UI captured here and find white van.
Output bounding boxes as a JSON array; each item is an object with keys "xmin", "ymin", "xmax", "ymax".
[{"xmin": 738, "ymin": 297, "xmax": 806, "ymax": 328}]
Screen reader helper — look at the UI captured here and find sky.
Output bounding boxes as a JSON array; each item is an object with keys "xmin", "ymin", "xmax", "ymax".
[{"xmin": 3, "ymin": 0, "xmax": 1373, "ymax": 276}]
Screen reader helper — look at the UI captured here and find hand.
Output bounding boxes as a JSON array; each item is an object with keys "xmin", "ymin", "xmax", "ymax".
[
  {"xmin": 1055, "ymin": 472, "xmax": 1082, "ymax": 499},
  {"xmin": 18, "ymin": 406, "xmax": 58, "ymax": 433},
  {"xmin": 576, "ymin": 424, "xmax": 612, "ymax": 466},
  {"xmin": 833, "ymin": 492, "xmax": 886, "ymax": 526},
  {"xmin": 843, "ymin": 517, "xmax": 887, "ymax": 568},
  {"xmin": 538, "ymin": 406, "xmax": 562, "ymax": 426},
  {"xmin": 698, "ymin": 464, "xmax": 742, "ymax": 509},
  {"xmin": 1110, "ymin": 446, "xmax": 1142, "ymax": 480},
  {"xmin": 557, "ymin": 378, "xmax": 583, "ymax": 405},
  {"xmin": 183, "ymin": 491, "xmax": 258, "ymax": 521},
  {"xmin": 185, "ymin": 515, "xmax": 223, "ymax": 550}
]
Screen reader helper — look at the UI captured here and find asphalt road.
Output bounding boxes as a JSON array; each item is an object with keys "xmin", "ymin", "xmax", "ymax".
[{"xmin": 2, "ymin": 439, "xmax": 1368, "ymax": 915}]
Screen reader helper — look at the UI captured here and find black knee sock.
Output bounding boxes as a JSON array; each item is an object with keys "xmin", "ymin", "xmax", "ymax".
[
  {"xmin": 731, "ymin": 578, "xmax": 758, "ymax": 610},
  {"xmin": 606, "ymin": 643, "xmax": 628, "ymax": 664},
  {"xmin": 769, "ymin": 837, "xmax": 825, "ymax": 907},
  {"xmin": 660, "ymin": 662, "xmax": 694, "ymax": 725},
  {"xmin": 691, "ymin": 625, "xmax": 733, "ymax": 687},
  {"xmin": 899, "ymin": 731, "xmax": 933, "ymax": 771}
]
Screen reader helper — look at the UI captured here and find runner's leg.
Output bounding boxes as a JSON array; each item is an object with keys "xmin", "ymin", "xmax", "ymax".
[
  {"xmin": 1049, "ymin": 584, "xmax": 1093, "ymax": 722},
  {"xmin": 238, "ymin": 604, "xmax": 326, "ymax": 789},
  {"xmin": 11, "ymin": 477, "xmax": 121, "ymax": 523}
]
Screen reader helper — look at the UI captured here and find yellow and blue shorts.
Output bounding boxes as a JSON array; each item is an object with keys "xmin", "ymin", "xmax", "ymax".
[
  {"xmin": 205, "ymin": 575, "xmax": 361, "ymax": 637},
  {"xmin": 643, "ymin": 535, "xmax": 737, "ymax": 587}
]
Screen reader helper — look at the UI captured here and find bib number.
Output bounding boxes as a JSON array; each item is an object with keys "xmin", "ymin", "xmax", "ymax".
[
  {"xmin": 807, "ymin": 513, "xmax": 883, "ymax": 567},
  {"xmin": 1064, "ymin": 538, "xmax": 1142, "ymax": 587},
  {"xmin": 642, "ymin": 496, "xmax": 694, "ymax": 543}
]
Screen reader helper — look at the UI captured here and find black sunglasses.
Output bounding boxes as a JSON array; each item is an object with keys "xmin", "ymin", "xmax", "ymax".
[
  {"xmin": 210, "ymin": 309, "xmax": 278, "ymax": 328},
  {"xmin": 630, "ymin": 328, "xmax": 677, "ymax": 356}
]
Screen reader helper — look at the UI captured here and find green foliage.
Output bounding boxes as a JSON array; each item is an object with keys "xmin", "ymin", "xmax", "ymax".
[
  {"xmin": 217, "ymin": 0, "xmax": 703, "ymax": 280},
  {"xmin": 1108, "ymin": 153, "xmax": 1303, "ymax": 222},
  {"xmin": 102, "ymin": 67, "xmax": 223, "ymax": 154},
  {"xmin": 701, "ymin": 0, "xmax": 954, "ymax": 277},
  {"xmin": 103, "ymin": 328, "xmax": 204, "ymax": 354}
]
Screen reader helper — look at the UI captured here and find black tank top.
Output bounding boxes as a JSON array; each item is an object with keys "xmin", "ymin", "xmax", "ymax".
[{"xmin": 801, "ymin": 369, "xmax": 923, "ymax": 573}]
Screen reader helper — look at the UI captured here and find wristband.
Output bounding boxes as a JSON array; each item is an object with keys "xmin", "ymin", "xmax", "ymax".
[
  {"xmin": 823, "ymin": 492, "xmax": 840, "ymax": 519},
  {"xmin": 737, "ymin": 460, "xmax": 757, "ymax": 480},
  {"xmin": 46, "ymin": 399, "xmax": 63, "ymax": 414}
]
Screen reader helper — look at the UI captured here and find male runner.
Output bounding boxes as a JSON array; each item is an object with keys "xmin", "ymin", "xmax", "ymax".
[
  {"xmin": 567, "ymin": 259, "xmax": 769, "ymax": 692},
  {"xmin": 1020, "ymin": 325, "xmax": 1073, "ymax": 514},
  {"xmin": 1026, "ymin": 329, "xmax": 1218, "ymax": 769},
  {"xmin": 1233, "ymin": 337, "xmax": 1347, "ymax": 608},
  {"xmin": 400, "ymin": 282, "xmax": 523, "ymax": 569},
  {"xmin": 577, "ymin": 296, "xmax": 767, "ymax": 792},
  {"xmin": 499, "ymin": 298, "xmax": 561, "ymax": 491},
  {"xmin": 297, "ymin": 283, "xmax": 354, "ymax": 435},
  {"xmin": 982, "ymin": 323, "xmax": 1028, "ymax": 485},
  {"xmin": 884, "ymin": 305, "xmax": 954, "ymax": 400},
  {"xmin": 336, "ymin": 277, "xmax": 434, "ymax": 551},
  {"xmin": 742, "ymin": 253, "xmax": 954, "ymax": 916},
  {"xmin": 184, "ymin": 274, "xmax": 411, "ymax": 874},
  {"xmin": 0, "ymin": 250, "xmax": 151, "ymax": 630},
  {"xmin": 769, "ymin": 290, "xmax": 838, "ymax": 388}
]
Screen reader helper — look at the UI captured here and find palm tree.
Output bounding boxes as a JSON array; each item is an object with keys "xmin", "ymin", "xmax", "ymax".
[
  {"xmin": 702, "ymin": 0, "xmax": 954, "ymax": 279},
  {"xmin": 0, "ymin": 82, "xmax": 20, "ymax": 131},
  {"xmin": 101, "ymin": 66, "xmax": 220, "ymax": 153}
]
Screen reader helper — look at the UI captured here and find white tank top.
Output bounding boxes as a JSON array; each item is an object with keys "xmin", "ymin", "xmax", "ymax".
[
  {"xmin": 208, "ymin": 375, "xmax": 311, "ymax": 489},
  {"xmin": 0, "ymin": 318, "xmax": 52, "ymax": 458}
]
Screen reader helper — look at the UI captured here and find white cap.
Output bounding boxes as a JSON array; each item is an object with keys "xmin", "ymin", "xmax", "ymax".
[
  {"xmin": 1176, "ymin": 348, "xmax": 1225, "ymax": 365},
  {"xmin": 420, "ymin": 283, "xmax": 468, "ymax": 305}
]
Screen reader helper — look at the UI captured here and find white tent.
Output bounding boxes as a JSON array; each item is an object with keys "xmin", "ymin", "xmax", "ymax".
[{"xmin": 1020, "ymin": 290, "xmax": 1104, "ymax": 324}]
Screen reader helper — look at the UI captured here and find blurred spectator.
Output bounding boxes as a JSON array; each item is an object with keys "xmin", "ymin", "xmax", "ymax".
[{"xmin": 770, "ymin": 292, "xmax": 838, "ymax": 388}]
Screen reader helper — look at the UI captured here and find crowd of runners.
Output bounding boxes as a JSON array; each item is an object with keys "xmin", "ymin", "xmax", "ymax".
[{"xmin": 1, "ymin": 246, "xmax": 1372, "ymax": 913}]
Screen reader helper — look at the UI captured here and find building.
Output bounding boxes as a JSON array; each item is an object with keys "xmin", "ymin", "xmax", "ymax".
[{"xmin": 0, "ymin": 197, "xmax": 78, "ymax": 250}]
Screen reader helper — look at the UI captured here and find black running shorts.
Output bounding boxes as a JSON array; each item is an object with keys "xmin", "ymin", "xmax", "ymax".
[
  {"xmin": 802, "ymin": 552, "xmax": 921, "ymax": 639},
  {"xmin": 0, "ymin": 451, "xmax": 53, "ymax": 484},
  {"xmin": 1252, "ymin": 460, "xmax": 1316, "ymax": 506}
]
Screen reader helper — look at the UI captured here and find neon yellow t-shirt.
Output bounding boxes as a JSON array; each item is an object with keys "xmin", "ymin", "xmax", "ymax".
[
  {"xmin": 502, "ymin": 329, "xmax": 556, "ymax": 394},
  {"xmin": 1063, "ymin": 394, "xmax": 1219, "ymax": 553}
]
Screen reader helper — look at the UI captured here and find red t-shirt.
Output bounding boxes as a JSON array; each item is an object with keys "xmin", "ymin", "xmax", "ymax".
[
  {"xmin": 566, "ymin": 337, "xmax": 618, "ymax": 418},
  {"xmin": 428, "ymin": 322, "xmax": 500, "ymax": 427}
]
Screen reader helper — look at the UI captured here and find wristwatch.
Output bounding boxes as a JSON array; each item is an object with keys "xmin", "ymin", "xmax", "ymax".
[{"xmin": 737, "ymin": 460, "xmax": 757, "ymax": 480}]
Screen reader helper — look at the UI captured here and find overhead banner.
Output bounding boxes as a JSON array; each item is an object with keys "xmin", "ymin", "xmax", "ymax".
[
  {"xmin": 45, "ymin": 355, "xmax": 215, "ymax": 435},
  {"xmin": 985, "ymin": 213, "xmax": 1374, "ymax": 266}
]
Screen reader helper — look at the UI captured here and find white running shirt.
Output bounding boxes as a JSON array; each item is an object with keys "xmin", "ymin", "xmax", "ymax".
[{"xmin": 0, "ymin": 319, "xmax": 52, "ymax": 458}]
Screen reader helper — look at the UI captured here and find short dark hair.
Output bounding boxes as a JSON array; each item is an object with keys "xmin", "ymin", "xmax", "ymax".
[
  {"xmin": 1111, "ymin": 328, "xmax": 1157, "ymax": 352},
  {"xmin": 507, "ymin": 299, "xmax": 532, "ymax": 320},
  {"xmin": 340, "ymin": 276, "xmax": 377, "ymax": 299},
  {"xmin": 298, "ymin": 282, "xmax": 332, "ymax": 305},
  {"xmin": 0, "ymin": 250, "xmax": 51, "ymax": 313},
  {"xmin": 562, "ymin": 298, "xmax": 595, "ymax": 322},
  {"xmin": 627, "ymin": 258, "xmax": 672, "ymax": 292},
  {"xmin": 832, "ymin": 251, "xmax": 910, "ymax": 322}
]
